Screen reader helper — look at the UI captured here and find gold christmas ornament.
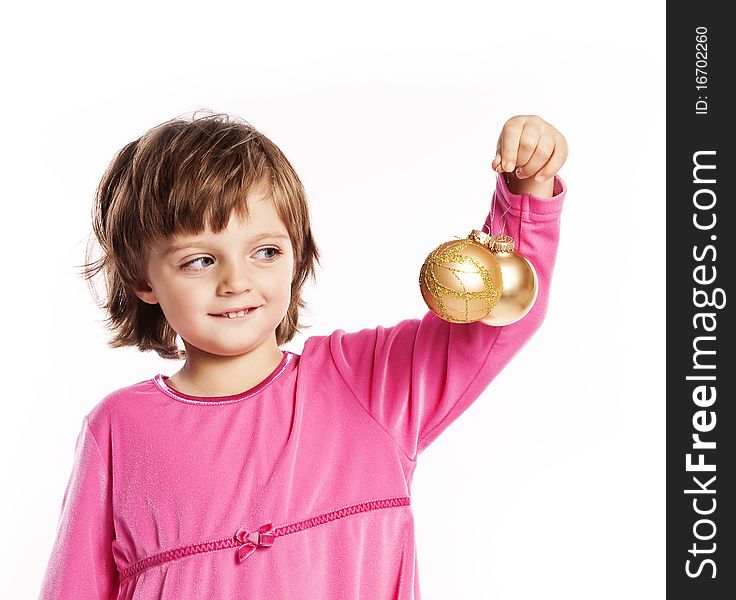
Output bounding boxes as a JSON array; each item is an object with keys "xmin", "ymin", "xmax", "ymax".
[
  {"xmin": 419, "ymin": 234, "xmax": 503, "ymax": 323},
  {"xmin": 480, "ymin": 234, "xmax": 538, "ymax": 326}
]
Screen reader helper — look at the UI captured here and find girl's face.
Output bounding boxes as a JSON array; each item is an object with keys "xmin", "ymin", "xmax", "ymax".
[{"xmin": 133, "ymin": 192, "xmax": 294, "ymax": 359}]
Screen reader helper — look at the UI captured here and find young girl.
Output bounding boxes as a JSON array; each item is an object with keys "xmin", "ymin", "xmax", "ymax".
[{"xmin": 38, "ymin": 112, "xmax": 567, "ymax": 599}]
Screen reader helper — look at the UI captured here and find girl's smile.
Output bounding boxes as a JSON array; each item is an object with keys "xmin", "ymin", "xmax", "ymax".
[{"xmin": 211, "ymin": 306, "xmax": 259, "ymax": 319}]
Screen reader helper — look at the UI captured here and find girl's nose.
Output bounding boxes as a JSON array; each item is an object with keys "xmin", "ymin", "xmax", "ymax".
[{"xmin": 217, "ymin": 262, "xmax": 253, "ymax": 295}]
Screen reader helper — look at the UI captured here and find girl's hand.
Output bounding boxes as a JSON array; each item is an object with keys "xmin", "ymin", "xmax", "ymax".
[{"xmin": 491, "ymin": 115, "xmax": 568, "ymax": 197}]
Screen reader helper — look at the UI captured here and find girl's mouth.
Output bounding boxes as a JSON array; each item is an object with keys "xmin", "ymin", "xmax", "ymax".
[{"xmin": 213, "ymin": 307, "xmax": 257, "ymax": 319}]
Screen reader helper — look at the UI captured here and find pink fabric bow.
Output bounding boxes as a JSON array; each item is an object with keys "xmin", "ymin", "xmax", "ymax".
[{"xmin": 235, "ymin": 523, "xmax": 276, "ymax": 562}]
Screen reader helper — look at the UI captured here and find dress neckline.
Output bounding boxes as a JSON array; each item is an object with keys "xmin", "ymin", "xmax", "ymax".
[{"xmin": 152, "ymin": 351, "xmax": 297, "ymax": 405}]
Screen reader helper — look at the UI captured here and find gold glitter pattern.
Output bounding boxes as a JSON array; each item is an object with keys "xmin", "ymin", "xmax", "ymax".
[{"xmin": 419, "ymin": 238, "xmax": 503, "ymax": 323}]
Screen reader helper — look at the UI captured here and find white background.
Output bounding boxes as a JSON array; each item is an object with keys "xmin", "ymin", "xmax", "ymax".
[{"xmin": 1, "ymin": 1, "xmax": 665, "ymax": 598}]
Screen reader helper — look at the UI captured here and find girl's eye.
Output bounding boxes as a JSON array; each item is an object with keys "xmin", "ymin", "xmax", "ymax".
[
  {"xmin": 182, "ymin": 256, "xmax": 214, "ymax": 271},
  {"xmin": 254, "ymin": 247, "xmax": 282, "ymax": 261}
]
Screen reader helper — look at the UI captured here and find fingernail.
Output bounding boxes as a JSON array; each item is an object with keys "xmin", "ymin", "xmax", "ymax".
[
  {"xmin": 535, "ymin": 173, "xmax": 546, "ymax": 182},
  {"xmin": 515, "ymin": 167, "xmax": 525, "ymax": 178},
  {"xmin": 504, "ymin": 161, "xmax": 515, "ymax": 171}
]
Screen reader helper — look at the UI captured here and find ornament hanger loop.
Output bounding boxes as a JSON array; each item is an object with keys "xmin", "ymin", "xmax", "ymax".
[{"xmin": 489, "ymin": 189, "xmax": 512, "ymax": 237}]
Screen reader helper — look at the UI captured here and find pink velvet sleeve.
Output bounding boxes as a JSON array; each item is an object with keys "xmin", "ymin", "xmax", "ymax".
[
  {"xmin": 328, "ymin": 173, "xmax": 566, "ymax": 460},
  {"xmin": 38, "ymin": 416, "xmax": 119, "ymax": 599}
]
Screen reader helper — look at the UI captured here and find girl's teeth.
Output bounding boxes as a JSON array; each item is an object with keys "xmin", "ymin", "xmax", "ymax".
[{"xmin": 225, "ymin": 310, "xmax": 247, "ymax": 319}]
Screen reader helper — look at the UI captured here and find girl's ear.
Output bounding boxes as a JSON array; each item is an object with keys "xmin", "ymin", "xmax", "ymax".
[{"xmin": 132, "ymin": 281, "xmax": 159, "ymax": 305}]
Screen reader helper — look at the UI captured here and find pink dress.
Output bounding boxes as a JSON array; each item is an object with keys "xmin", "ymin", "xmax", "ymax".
[{"xmin": 38, "ymin": 174, "xmax": 566, "ymax": 599}]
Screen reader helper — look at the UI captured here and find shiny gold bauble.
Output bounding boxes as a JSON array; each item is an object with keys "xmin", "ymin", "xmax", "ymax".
[
  {"xmin": 419, "ymin": 236, "xmax": 503, "ymax": 323},
  {"xmin": 480, "ymin": 234, "xmax": 538, "ymax": 326}
]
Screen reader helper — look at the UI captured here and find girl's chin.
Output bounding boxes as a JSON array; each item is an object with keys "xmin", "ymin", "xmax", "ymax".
[{"xmin": 179, "ymin": 339, "xmax": 273, "ymax": 359}]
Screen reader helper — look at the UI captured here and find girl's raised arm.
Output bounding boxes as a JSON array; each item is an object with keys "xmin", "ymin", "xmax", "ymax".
[{"xmin": 322, "ymin": 172, "xmax": 566, "ymax": 461}]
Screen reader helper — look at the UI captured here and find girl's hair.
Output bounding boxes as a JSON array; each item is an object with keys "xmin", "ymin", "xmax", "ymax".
[{"xmin": 83, "ymin": 111, "xmax": 320, "ymax": 360}]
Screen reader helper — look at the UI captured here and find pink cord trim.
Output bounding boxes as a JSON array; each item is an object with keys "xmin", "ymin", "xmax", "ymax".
[{"xmin": 119, "ymin": 495, "xmax": 410, "ymax": 581}]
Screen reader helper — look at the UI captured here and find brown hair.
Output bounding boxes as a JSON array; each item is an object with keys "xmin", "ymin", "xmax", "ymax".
[{"xmin": 83, "ymin": 112, "xmax": 320, "ymax": 360}]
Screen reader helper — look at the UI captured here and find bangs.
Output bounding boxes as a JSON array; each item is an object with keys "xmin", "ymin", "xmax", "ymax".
[{"xmin": 128, "ymin": 119, "xmax": 274, "ymax": 246}]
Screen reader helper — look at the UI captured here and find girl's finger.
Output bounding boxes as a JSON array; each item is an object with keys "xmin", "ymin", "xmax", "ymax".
[
  {"xmin": 511, "ymin": 122, "xmax": 543, "ymax": 177},
  {"xmin": 492, "ymin": 152, "xmax": 503, "ymax": 172},
  {"xmin": 497, "ymin": 119, "xmax": 524, "ymax": 172},
  {"xmin": 516, "ymin": 136, "xmax": 555, "ymax": 178},
  {"xmin": 531, "ymin": 141, "xmax": 568, "ymax": 182}
]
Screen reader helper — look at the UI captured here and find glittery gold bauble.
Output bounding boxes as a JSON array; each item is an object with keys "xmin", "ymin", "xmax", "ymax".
[
  {"xmin": 419, "ymin": 234, "xmax": 503, "ymax": 323},
  {"xmin": 480, "ymin": 234, "xmax": 538, "ymax": 326}
]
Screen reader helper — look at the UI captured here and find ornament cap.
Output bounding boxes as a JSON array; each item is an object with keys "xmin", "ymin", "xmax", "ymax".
[
  {"xmin": 489, "ymin": 234, "xmax": 515, "ymax": 253},
  {"xmin": 467, "ymin": 229, "xmax": 493, "ymax": 247}
]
